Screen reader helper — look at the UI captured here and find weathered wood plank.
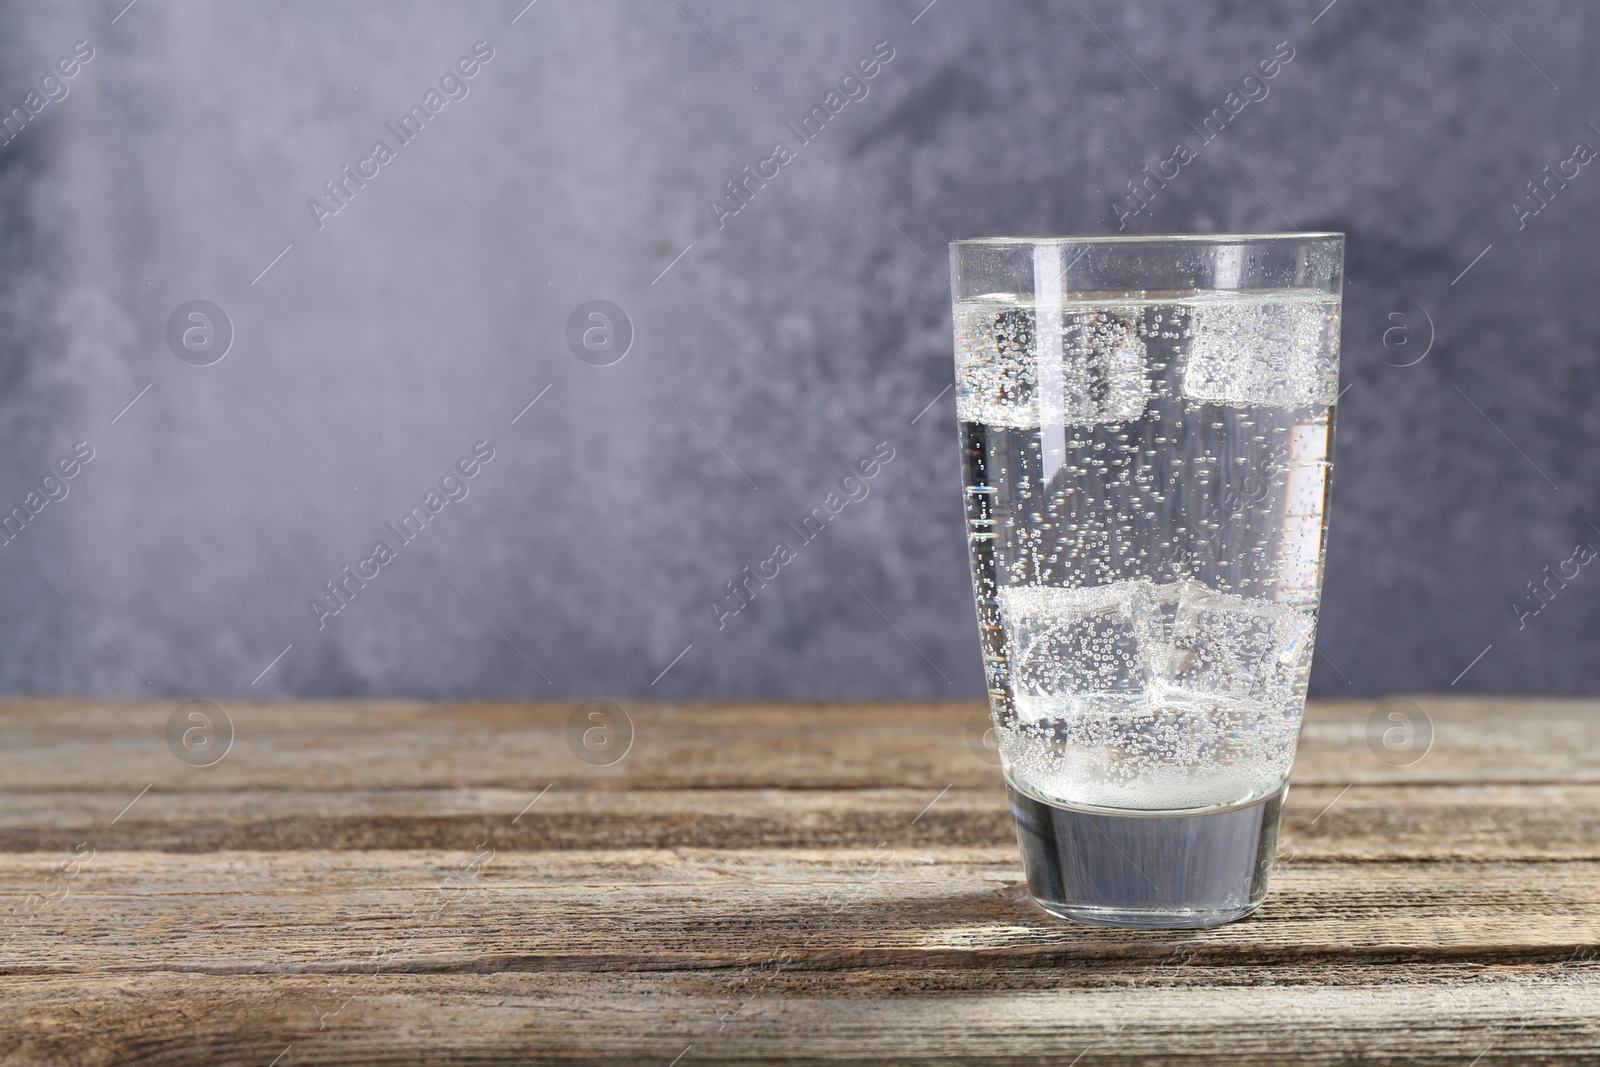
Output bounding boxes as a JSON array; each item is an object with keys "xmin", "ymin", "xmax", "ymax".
[
  {"xmin": 0, "ymin": 698, "xmax": 1594, "ymax": 792},
  {"xmin": 4, "ymin": 966, "xmax": 1599, "ymax": 1066},
  {"xmin": 0, "ymin": 698, "xmax": 1596, "ymax": 1065},
  {"xmin": 1, "ymin": 850, "xmax": 1596, "ymax": 975},
  {"xmin": 0, "ymin": 782, "xmax": 1596, "ymax": 858}
]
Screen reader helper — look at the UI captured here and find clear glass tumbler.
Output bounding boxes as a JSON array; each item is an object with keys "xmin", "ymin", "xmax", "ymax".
[{"xmin": 949, "ymin": 233, "xmax": 1342, "ymax": 928}]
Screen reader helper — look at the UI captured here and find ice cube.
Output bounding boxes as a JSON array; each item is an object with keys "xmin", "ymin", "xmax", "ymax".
[
  {"xmin": 1141, "ymin": 684, "xmax": 1288, "ymax": 765},
  {"xmin": 1151, "ymin": 579, "xmax": 1207, "ymax": 651},
  {"xmin": 1180, "ymin": 297, "xmax": 1339, "ymax": 408},
  {"xmin": 1164, "ymin": 590, "xmax": 1315, "ymax": 710},
  {"xmin": 954, "ymin": 303, "xmax": 1037, "ymax": 426},
  {"xmin": 954, "ymin": 303, "xmax": 1151, "ymax": 427},
  {"xmin": 1005, "ymin": 691, "xmax": 1151, "ymax": 729},
  {"xmin": 997, "ymin": 582, "xmax": 1159, "ymax": 721},
  {"xmin": 995, "ymin": 683, "xmax": 1296, "ymax": 809},
  {"xmin": 1050, "ymin": 308, "xmax": 1151, "ymax": 426}
]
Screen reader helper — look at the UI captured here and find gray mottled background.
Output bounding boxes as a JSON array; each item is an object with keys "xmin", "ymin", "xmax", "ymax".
[{"xmin": 0, "ymin": 0, "xmax": 1592, "ymax": 701}]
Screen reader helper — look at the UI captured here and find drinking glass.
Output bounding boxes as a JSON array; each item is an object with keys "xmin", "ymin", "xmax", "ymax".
[{"xmin": 949, "ymin": 233, "xmax": 1342, "ymax": 927}]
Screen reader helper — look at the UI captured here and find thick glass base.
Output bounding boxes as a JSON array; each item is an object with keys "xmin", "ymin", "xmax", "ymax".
[{"xmin": 1006, "ymin": 774, "xmax": 1285, "ymax": 929}]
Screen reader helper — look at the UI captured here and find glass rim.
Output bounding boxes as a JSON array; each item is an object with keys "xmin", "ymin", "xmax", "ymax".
[{"xmin": 950, "ymin": 231, "xmax": 1343, "ymax": 248}]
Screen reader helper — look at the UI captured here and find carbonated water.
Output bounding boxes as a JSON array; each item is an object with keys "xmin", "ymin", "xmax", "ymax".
[{"xmin": 957, "ymin": 291, "xmax": 1337, "ymax": 815}]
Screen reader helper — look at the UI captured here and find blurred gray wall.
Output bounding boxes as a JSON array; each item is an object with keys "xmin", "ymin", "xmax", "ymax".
[{"xmin": 0, "ymin": 0, "xmax": 1594, "ymax": 701}]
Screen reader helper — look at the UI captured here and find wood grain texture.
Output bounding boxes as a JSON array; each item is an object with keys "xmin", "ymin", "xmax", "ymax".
[{"xmin": 1, "ymin": 698, "xmax": 1598, "ymax": 1065}]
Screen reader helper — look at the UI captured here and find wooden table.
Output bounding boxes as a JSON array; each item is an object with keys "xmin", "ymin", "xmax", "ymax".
[{"xmin": 1, "ymin": 697, "xmax": 1596, "ymax": 1065}]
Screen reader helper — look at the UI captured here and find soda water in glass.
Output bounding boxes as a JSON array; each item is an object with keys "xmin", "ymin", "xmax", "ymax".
[{"xmin": 949, "ymin": 234, "xmax": 1342, "ymax": 928}]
